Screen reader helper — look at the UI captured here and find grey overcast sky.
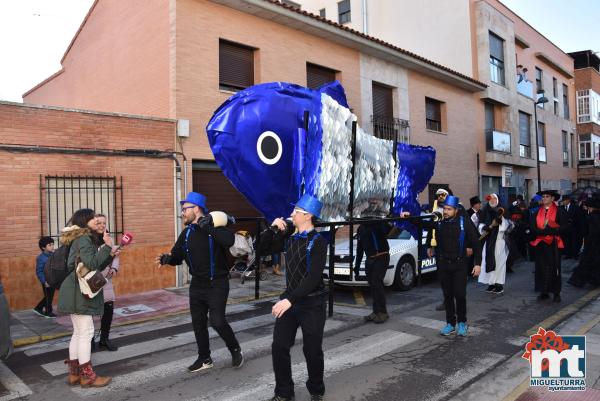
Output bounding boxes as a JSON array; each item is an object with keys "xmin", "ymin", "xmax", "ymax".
[{"xmin": 0, "ymin": 0, "xmax": 596, "ymax": 103}]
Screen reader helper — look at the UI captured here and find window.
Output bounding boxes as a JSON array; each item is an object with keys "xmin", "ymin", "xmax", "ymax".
[
  {"xmin": 537, "ymin": 121, "xmax": 546, "ymax": 162},
  {"xmin": 562, "ymin": 131, "xmax": 568, "ymax": 166},
  {"xmin": 219, "ymin": 39, "xmax": 255, "ymax": 92},
  {"xmin": 489, "ymin": 32, "xmax": 505, "ymax": 85},
  {"xmin": 577, "ymin": 90, "xmax": 590, "ymax": 122},
  {"xmin": 282, "ymin": 0, "xmax": 301, "ymax": 8},
  {"xmin": 554, "ymin": 100, "xmax": 559, "ymax": 116},
  {"xmin": 535, "ymin": 67, "xmax": 543, "ymax": 92},
  {"xmin": 580, "ymin": 142, "xmax": 592, "ymax": 160},
  {"xmin": 306, "ymin": 63, "xmax": 337, "ymax": 89},
  {"xmin": 552, "ymin": 77, "xmax": 558, "ymax": 98},
  {"xmin": 519, "ymin": 111, "xmax": 531, "ymax": 158},
  {"xmin": 338, "ymin": 0, "xmax": 351, "ymax": 24},
  {"xmin": 42, "ymin": 176, "xmax": 122, "ymax": 245},
  {"xmin": 319, "ymin": 8, "xmax": 326, "ymax": 17},
  {"xmin": 484, "ymin": 102, "xmax": 495, "ymax": 130},
  {"xmin": 425, "ymin": 97, "xmax": 443, "ymax": 132},
  {"xmin": 372, "ymin": 82, "xmax": 396, "ymax": 140},
  {"xmin": 571, "ymin": 133, "xmax": 576, "ymax": 167},
  {"xmin": 563, "ymin": 84, "xmax": 570, "ymax": 119}
]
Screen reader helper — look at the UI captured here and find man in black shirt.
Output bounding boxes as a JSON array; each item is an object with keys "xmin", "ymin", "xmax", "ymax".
[
  {"xmin": 423, "ymin": 196, "xmax": 482, "ymax": 336},
  {"xmin": 258, "ymin": 194, "xmax": 328, "ymax": 401},
  {"xmin": 156, "ymin": 192, "xmax": 242, "ymax": 372},
  {"xmin": 355, "ymin": 221, "xmax": 391, "ymax": 324}
]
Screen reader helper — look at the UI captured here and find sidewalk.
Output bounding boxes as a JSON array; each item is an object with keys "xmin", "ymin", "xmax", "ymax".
[
  {"xmin": 9, "ymin": 271, "xmax": 286, "ymax": 347},
  {"xmin": 456, "ymin": 275, "xmax": 600, "ymax": 401}
]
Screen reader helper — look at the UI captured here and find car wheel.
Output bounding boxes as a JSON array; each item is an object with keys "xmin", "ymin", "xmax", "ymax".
[{"xmin": 392, "ymin": 257, "xmax": 415, "ymax": 291}]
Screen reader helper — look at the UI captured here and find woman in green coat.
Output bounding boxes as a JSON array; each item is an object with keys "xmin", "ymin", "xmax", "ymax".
[{"xmin": 58, "ymin": 208, "xmax": 119, "ymax": 388}]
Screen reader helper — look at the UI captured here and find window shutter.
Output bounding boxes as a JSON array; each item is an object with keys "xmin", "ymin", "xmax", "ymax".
[
  {"xmin": 426, "ymin": 98, "xmax": 441, "ymax": 121},
  {"xmin": 219, "ymin": 40, "xmax": 254, "ymax": 90},
  {"xmin": 489, "ymin": 32, "xmax": 504, "ymax": 61},
  {"xmin": 306, "ymin": 63, "xmax": 337, "ymax": 89},
  {"xmin": 372, "ymin": 82, "xmax": 393, "ymax": 117}
]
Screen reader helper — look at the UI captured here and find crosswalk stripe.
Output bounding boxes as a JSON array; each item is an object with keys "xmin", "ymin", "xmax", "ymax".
[
  {"xmin": 331, "ymin": 305, "xmax": 370, "ymax": 317},
  {"xmin": 72, "ymin": 319, "xmax": 346, "ymax": 397},
  {"xmin": 42, "ymin": 312, "xmax": 274, "ymax": 376},
  {"xmin": 0, "ymin": 361, "xmax": 32, "ymax": 401},
  {"xmin": 22, "ymin": 303, "xmax": 258, "ymax": 356},
  {"xmin": 401, "ymin": 316, "xmax": 484, "ymax": 335},
  {"xmin": 422, "ymin": 352, "xmax": 506, "ymax": 401},
  {"xmin": 189, "ymin": 329, "xmax": 421, "ymax": 401}
]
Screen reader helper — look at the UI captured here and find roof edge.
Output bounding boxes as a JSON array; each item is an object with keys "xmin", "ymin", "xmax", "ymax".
[
  {"xmin": 60, "ymin": 0, "xmax": 99, "ymax": 64},
  {"xmin": 22, "ymin": 69, "xmax": 65, "ymax": 98},
  {"xmin": 1, "ymin": 100, "xmax": 177, "ymax": 123}
]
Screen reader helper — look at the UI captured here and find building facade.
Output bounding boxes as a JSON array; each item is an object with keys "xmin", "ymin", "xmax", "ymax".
[
  {"xmin": 0, "ymin": 102, "xmax": 179, "ymax": 310},
  {"xmin": 23, "ymin": 0, "xmax": 485, "ymax": 213},
  {"xmin": 296, "ymin": 0, "xmax": 578, "ymax": 204},
  {"xmin": 570, "ymin": 50, "xmax": 600, "ymax": 188}
]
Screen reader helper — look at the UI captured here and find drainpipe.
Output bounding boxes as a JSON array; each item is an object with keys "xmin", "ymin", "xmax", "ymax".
[{"xmin": 362, "ymin": 0, "xmax": 368, "ymax": 35}]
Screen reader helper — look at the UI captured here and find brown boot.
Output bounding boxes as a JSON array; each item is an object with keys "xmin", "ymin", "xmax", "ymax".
[
  {"xmin": 79, "ymin": 361, "xmax": 112, "ymax": 388},
  {"xmin": 272, "ymin": 265, "xmax": 283, "ymax": 276},
  {"xmin": 64, "ymin": 359, "xmax": 79, "ymax": 386}
]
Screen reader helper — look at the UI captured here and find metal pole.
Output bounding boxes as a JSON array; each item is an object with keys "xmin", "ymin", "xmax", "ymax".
[
  {"xmin": 254, "ymin": 219, "xmax": 261, "ymax": 300},
  {"xmin": 416, "ymin": 221, "xmax": 423, "ymax": 287},
  {"xmin": 534, "ymin": 104, "xmax": 542, "ymax": 193},
  {"xmin": 328, "ymin": 226, "xmax": 337, "ymax": 317},
  {"xmin": 349, "ymin": 121, "xmax": 357, "ymax": 278}
]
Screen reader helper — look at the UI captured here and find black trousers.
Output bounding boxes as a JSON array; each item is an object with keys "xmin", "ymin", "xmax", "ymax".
[
  {"xmin": 534, "ymin": 242, "xmax": 562, "ymax": 295},
  {"xmin": 272, "ymin": 297, "xmax": 326, "ymax": 398},
  {"xmin": 365, "ymin": 256, "xmax": 388, "ymax": 314},
  {"xmin": 35, "ymin": 285, "xmax": 55, "ymax": 314},
  {"xmin": 100, "ymin": 301, "xmax": 114, "ymax": 340},
  {"xmin": 189, "ymin": 278, "xmax": 239, "ymax": 360},
  {"xmin": 437, "ymin": 259, "xmax": 468, "ymax": 325}
]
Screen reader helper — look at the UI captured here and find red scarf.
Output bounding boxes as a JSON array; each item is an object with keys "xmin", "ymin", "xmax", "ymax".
[{"xmin": 530, "ymin": 203, "xmax": 564, "ymax": 248}]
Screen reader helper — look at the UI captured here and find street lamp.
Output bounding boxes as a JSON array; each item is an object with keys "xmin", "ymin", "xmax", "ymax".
[{"xmin": 533, "ymin": 91, "xmax": 549, "ymax": 192}]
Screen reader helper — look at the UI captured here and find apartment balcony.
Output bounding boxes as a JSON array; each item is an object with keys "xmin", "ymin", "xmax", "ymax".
[
  {"xmin": 486, "ymin": 129, "xmax": 511, "ymax": 154},
  {"xmin": 484, "ymin": 129, "xmax": 536, "ymax": 168},
  {"xmin": 516, "ymin": 74, "xmax": 534, "ymax": 98},
  {"xmin": 370, "ymin": 115, "xmax": 410, "ymax": 143}
]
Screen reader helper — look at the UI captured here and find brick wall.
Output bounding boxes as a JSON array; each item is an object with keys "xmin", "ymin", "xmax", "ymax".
[
  {"xmin": 0, "ymin": 102, "xmax": 178, "ymax": 310},
  {"xmin": 574, "ymin": 67, "xmax": 600, "ymax": 92}
]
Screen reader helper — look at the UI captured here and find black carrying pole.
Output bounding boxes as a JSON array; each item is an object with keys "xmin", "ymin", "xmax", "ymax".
[
  {"xmin": 254, "ymin": 218, "xmax": 261, "ymax": 300},
  {"xmin": 348, "ymin": 121, "xmax": 357, "ymax": 278}
]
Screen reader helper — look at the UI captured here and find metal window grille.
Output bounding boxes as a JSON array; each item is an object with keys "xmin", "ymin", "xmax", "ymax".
[
  {"xmin": 40, "ymin": 175, "xmax": 123, "ymax": 245},
  {"xmin": 370, "ymin": 115, "xmax": 409, "ymax": 143}
]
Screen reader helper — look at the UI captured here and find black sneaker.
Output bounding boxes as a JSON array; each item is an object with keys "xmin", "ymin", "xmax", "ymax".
[
  {"xmin": 485, "ymin": 285, "xmax": 495, "ymax": 292},
  {"xmin": 310, "ymin": 395, "xmax": 325, "ymax": 401},
  {"xmin": 269, "ymin": 396, "xmax": 294, "ymax": 401},
  {"xmin": 44, "ymin": 312, "xmax": 57, "ymax": 318},
  {"xmin": 492, "ymin": 285, "xmax": 504, "ymax": 294},
  {"xmin": 99, "ymin": 338, "xmax": 119, "ymax": 352},
  {"xmin": 231, "ymin": 348, "xmax": 244, "ymax": 368},
  {"xmin": 32, "ymin": 307, "xmax": 45, "ymax": 317},
  {"xmin": 188, "ymin": 357, "xmax": 213, "ymax": 372},
  {"xmin": 537, "ymin": 293, "xmax": 550, "ymax": 301},
  {"xmin": 364, "ymin": 312, "xmax": 377, "ymax": 323},
  {"xmin": 553, "ymin": 294, "xmax": 562, "ymax": 303},
  {"xmin": 373, "ymin": 313, "xmax": 389, "ymax": 324}
]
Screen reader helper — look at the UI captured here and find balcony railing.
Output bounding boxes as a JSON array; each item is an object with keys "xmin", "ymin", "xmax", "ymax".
[
  {"xmin": 485, "ymin": 129, "xmax": 511, "ymax": 154},
  {"xmin": 370, "ymin": 115, "xmax": 410, "ymax": 143},
  {"xmin": 520, "ymin": 144, "xmax": 531, "ymax": 158}
]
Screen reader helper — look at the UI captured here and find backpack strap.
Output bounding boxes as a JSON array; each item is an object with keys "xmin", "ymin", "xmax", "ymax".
[{"xmin": 459, "ymin": 216, "xmax": 465, "ymax": 253}]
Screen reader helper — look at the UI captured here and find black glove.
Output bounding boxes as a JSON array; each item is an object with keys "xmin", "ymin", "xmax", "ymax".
[
  {"xmin": 159, "ymin": 253, "xmax": 172, "ymax": 265},
  {"xmin": 198, "ymin": 214, "xmax": 214, "ymax": 230}
]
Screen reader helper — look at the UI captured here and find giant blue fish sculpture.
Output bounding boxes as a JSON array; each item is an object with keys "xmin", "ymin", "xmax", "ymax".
[{"xmin": 206, "ymin": 81, "xmax": 435, "ymax": 235}]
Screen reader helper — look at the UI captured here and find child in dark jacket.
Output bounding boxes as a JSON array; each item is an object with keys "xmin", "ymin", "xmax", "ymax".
[{"xmin": 33, "ymin": 236, "xmax": 56, "ymax": 318}]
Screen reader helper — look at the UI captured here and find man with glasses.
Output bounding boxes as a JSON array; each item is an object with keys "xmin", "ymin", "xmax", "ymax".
[
  {"xmin": 156, "ymin": 192, "xmax": 243, "ymax": 372},
  {"xmin": 529, "ymin": 190, "xmax": 569, "ymax": 302},
  {"xmin": 258, "ymin": 194, "xmax": 328, "ymax": 401}
]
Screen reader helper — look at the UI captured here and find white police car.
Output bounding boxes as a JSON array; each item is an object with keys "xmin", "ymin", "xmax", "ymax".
[{"xmin": 323, "ymin": 229, "xmax": 437, "ymax": 291}]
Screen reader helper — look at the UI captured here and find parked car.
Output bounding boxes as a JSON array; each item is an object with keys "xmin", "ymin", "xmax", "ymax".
[{"xmin": 323, "ymin": 228, "xmax": 437, "ymax": 291}]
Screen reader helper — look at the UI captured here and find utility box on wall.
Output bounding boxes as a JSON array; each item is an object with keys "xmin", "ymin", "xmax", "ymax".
[{"xmin": 177, "ymin": 119, "xmax": 190, "ymax": 137}]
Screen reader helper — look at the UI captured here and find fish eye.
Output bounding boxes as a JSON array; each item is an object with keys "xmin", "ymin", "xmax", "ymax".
[{"xmin": 256, "ymin": 131, "xmax": 282, "ymax": 165}]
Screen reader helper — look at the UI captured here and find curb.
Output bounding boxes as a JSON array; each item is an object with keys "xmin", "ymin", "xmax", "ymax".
[{"xmin": 12, "ymin": 290, "xmax": 283, "ymax": 348}]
